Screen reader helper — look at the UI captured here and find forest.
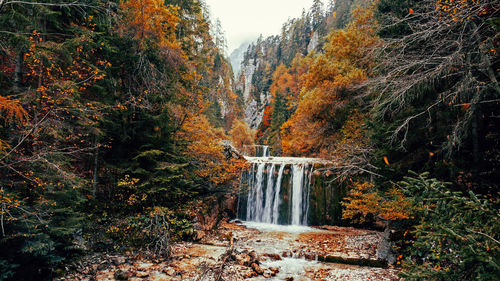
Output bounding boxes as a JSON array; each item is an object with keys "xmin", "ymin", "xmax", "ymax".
[{"xmin": 0, "ymin": 0, "xmax": 499, "ymax": 280}]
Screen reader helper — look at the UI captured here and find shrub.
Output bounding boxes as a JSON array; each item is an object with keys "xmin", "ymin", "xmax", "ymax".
[{"xmin": 398, "ymin": 172, "xmax": 500, "ymax": 280}]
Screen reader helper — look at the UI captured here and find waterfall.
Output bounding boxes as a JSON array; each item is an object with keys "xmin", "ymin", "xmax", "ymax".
[
  {"xmin": 262, "ymin": 163, "xmax": 276, "ymax": 223},
  {"xmin": 242, "ymin": 145, "xmax": 271, "ymax": 157},
  {"xmin": 240, "ymin": 154, "xmax": 330, "ymax": 226},
  {"xmin": 291, "ymin": 164, "xmax": 305, "ymax": 225},
  {"xmin": 246, "ymin": 163, "xmax": 265, "ymax": 221},
  {"xmin": 262, "ymin": 145, "xmax": 270, "ymax": 157},
  {"xmin": 271, "ymin": 164, "xmax": 285, "ymax": 224}
]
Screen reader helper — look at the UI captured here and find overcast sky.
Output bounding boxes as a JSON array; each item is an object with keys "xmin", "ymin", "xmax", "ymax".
[{"xmin": 204, "ymin": 0, "xmax": 315, "ymax": 53}]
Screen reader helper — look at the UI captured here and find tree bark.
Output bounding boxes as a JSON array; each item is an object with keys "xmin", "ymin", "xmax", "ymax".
[
  {"xmin": 13, "ymin": 50, "xmax": 23, "ymax": 93},
  {"xmin": 92, "ymin": 144, "xmax": 99, "ymax": 198}
]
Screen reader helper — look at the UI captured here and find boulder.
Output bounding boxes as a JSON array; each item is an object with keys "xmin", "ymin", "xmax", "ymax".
[
  {"xmin": 233, "ymin": 252, "xmax": 252, "ymax": 266},
  {"xmin": 114, "ymin": 269, "xmax": 130, "ymax": 280},
  {"xmin": 251, "ymin": 263, "xmax": 264, "ymax": 275}
]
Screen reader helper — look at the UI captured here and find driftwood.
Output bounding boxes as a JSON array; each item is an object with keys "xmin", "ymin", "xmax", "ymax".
[{"xmin": 196, "ymin": 236, "xmax": 236, "ymax": 281}]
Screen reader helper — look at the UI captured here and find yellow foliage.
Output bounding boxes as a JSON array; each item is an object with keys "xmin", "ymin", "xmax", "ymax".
[{"xmin": 117, "ymin": 174, "xmax": 140, "ymax": 187}]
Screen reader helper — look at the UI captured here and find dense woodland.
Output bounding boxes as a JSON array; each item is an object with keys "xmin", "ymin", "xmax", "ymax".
[{"xmin": 0, "ymin": 0, "xmax": 499, "ymax": 280}]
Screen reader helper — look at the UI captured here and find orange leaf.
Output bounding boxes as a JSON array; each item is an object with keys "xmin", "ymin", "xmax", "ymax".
[
  {"xmin": 384, "ymin": 156, "xmax": 390, "ymax": 166},
  {"xmin": 409, "ymin": 8, "xmax": 414, "ymax": 15}
]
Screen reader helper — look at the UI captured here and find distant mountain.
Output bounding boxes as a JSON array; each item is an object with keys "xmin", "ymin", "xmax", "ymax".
[{"xmin": 229, "ymin": 41, "xmax": 251, "ymax": 78}]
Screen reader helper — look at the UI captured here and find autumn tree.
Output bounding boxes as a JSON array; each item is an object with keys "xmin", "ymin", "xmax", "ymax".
[
  {"xmin": 229, "ymin": 119, "xmax": 255, "ymax": 153},
  {"xmin": 281, "ymin": 7, "xmax": 380, "ymax": 157},
  {"xmin": 120, "ymin": 0, "xmax": 180, "ymax": 50}
]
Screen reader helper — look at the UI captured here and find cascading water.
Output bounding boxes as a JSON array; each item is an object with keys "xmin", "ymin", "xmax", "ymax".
[
  {"xmin": 239, "ymin": 146, "xmax": 329, "ymax": 226},
  {"xmin": 271, "ymin": 164, "xmax": 285, "ymax": 224},
  {"xmin": 262, "ymin": 145, "xmax": 270, "ymax": 157},
  {"xmin": 291, "ymin": 164, "xmax": 305, "ymax": 225}
]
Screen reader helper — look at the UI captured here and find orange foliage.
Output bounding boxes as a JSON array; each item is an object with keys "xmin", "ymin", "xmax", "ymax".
[
  {"xmin": 281, "ymin": 8, "xmax": 380, "ymax": 156},
  {"xmin": 270, "ymin": 55, "xmax": 311, "ymax": 112},
  {"xmin": 120, "ymin": 0, "xmax": 180, "ymax": 50},
  {"xmin": 342, "ymin": 182, "xmax": 412, "ymax": 223},
  {"xmin": 24, "ymin": 30, "xmax": 108, "ymax": 103},
  {"xmin": 435, "ymin": 0, "xmax": 480, "ymax": 22},
  {"xmin": 0, "ymin": 95, "xmax": 26, "ymax": 154},
  {"xmin": 0, "ymin": 95, "xmax": 27, "ymax": 124},
  {"xmin": 179, "ymin": 114, "xmax": 246, "ymax": 186},
  {"xmin": 229, "ymin": 119, "xmax": 255, "ymax": 152}
]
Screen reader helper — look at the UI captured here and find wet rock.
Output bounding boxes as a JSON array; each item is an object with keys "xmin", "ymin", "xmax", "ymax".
[
  {"xmin": 135, "ymin": 271, "xmax": 149, "ymax": 278},
  {"xmin": 304, "ymin": 252, "xmax": 316, "ymax": 260},
  {"xmin": 224, "ymin": 195, "xmax": 238, "ymax": 218},
  {"xmin": 97, "ymin": 262, "xmax": 108, "ymax": 271},
  {"xmin": 114, "ymin": 269, "xmax": 130, "ymax": 280},
  {"xmin": 233, "ymin": 252, "xmax": 252, "ymax": 266},
  {"xmin": 263, "ymin": 253, "xmax": 282, "ymax": 260},
  {"xmin": 248, "ymin": 250, "xmax": 259, "ymax": 262},
  {"xmin": 163, "ymin": 268, "xmax": 176, "ymax": 276},
  {"xmin": 112, "ymin": 256, "xmax": 126, "ymax": 266},
  {"xmin": 246, "ymin": 271, "xmax": 258, "ymax": 278},
  {"xmin": 377, "ymin": 227, "xmax": 395, "ymax": 264},
  {"xmin": 251, "ymin": 263, "xmax": 264, "ymax": 275}
]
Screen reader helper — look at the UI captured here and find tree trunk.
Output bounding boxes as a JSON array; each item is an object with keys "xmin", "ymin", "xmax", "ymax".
[
  {"xmin": 92, "ymin": 144, "xmax": 99, "ymax": 198},
  {"xmin": 13, "ymin": 51, "xmax": 23, "ymax": 93},
  {"xmin": 471, "ymin": 106, "xmax": 479, "ymax": 166}
]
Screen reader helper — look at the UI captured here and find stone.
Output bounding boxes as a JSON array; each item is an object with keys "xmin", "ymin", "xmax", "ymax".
[
  {"xmin": 234, "ymin": 252, "xmax": 252, "ymax": 266},
  {"xmin": 248, "ymin": 250, "xmax": 259, "ymax": 262},
  {"xmin": 97, "ymin": 263, "xmax": 108, "ymax": 271},
  {"xmin": 114, "ymin": 269, "xmax": 130, "ymax": 280},
  {"xmin": 246, "ymin": 271, "xmax": 258, "ymax": 278},
  {"xmin": 263, "ymin": 253, "xmax": 282, "ymax": 260},
  {"xmin": 304, "ymin": 253, "xmax": 316, "ymax": 260},
  {"xmin": 251, "ymin": 263, "xmax": 264, "ymax": 275},
  {"xmin": 135, "ymin": 271, "xmax": 149, "ymax": 278},
  {"xmin": 163, "ymin": 268, "xmax": 176, "ymax": 276},
  {"xmin": 112, "ymin": 257, "xmax": 126, "ymax": 266}
]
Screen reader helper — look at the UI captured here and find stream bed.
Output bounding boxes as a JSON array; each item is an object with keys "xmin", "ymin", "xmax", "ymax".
[{"xmin": 61, "ymin": 221, "xmax": 400, "ymax": 281}]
